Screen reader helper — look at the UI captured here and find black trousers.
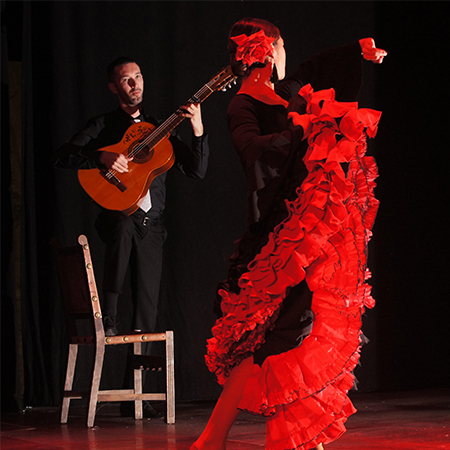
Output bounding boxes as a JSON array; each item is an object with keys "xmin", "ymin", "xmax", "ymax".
[{"xmin": 95, "ymin": 209, "xmax": 167, "ymax": 332}]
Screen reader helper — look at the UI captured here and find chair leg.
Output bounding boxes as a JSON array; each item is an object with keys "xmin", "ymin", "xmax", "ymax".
[
  {"xmin": 134, "ymin": 342, "xmax": 143, "ymax": 420},
  {"xmin": 87, "ymin": 343, "xmax": 105, "ymax": 428},
  {"xmin": 165, "ymin": 331, "xmax": 175, "ymax": 424},
  {"xmin": 61, "ymin": 344, "xmax": 78, "ymax": 424}
]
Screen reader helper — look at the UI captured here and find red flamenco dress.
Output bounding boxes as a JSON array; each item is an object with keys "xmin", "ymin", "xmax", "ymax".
[{"xmin": 206, "ymin": 84, "xmax": 381, "ymax": 449}]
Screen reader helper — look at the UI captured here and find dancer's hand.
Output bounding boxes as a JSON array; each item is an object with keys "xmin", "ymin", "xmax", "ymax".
[
  {"xmin": 359, "ymin": 38, "xmax": 387, "ymax": 64},
  {"xmin": 289, "ymin": 112, "xmax": 312, "ymax": 140}
]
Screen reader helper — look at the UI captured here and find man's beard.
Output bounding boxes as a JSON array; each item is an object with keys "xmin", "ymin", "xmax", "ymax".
[{"xmin": 128, "ymin": 90, "xmax": 142, "ymax": 106}]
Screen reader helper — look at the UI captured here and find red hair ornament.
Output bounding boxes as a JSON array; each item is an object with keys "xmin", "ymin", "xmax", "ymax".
[{"xmin": 231, "ymin": 30, "xmax": 275, "ymax": 67}]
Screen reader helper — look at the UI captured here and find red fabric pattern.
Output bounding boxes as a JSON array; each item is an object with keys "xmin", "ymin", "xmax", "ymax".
[{"xmin": 206, "ymin": 84, "xmax": 380, "ymax": 449}]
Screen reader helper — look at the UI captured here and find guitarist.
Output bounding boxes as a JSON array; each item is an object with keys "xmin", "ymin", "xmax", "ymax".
[{"xmin": 55, "ymin": 57, "xmax": 209, "ymax": 414}]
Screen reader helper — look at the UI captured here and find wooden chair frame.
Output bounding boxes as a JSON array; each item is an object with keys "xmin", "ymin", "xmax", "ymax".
[{"xmin": 54, "ymin": 234, "xmax": 175, "ymax": 428}]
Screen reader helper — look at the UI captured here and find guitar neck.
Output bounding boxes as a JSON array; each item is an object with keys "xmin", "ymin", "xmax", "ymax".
[{"xmin": 141, "ymin": 75, "xmax": 225, "ymax": 150}]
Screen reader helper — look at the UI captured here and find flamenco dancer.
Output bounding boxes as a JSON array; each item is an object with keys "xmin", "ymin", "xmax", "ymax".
[{"xmin": 191, "ymin": 18, "xmax": 387, "ymax": 450}]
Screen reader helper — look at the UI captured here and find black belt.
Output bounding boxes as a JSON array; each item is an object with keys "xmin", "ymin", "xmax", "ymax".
[{"xmin": 132, "ymin": 209, "xmax": 163, "ymax": 226}]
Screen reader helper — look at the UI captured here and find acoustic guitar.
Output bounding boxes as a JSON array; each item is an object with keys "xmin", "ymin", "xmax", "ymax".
[{"xmin": 78, "ymin": 66, "xmax": 237, "ymax": 215}]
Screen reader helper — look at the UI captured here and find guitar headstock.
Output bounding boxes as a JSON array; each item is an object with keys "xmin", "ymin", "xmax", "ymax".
[{"xmin": 208, "ymin": 66, "xmax": 237, "ymax": 92}]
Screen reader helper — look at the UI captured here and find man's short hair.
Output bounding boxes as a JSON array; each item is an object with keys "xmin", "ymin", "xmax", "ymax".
[{"xmin": 107, "ymin": 57, "xmax": 137, "ymax": 83}]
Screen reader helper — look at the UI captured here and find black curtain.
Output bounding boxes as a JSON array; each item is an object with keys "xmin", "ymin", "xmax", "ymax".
[
  {"xmin": 2, "ymin": 1, "xmax": 449, "ymax": 411},
  {"xmin": 372, "ymin": 1, "xmax": 450, "ymax": 391}
]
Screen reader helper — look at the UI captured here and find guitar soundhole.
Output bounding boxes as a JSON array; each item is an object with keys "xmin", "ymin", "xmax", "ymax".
[{"xmin": 130, "ymin": 144, "xmax": 154, "ymax": 164}]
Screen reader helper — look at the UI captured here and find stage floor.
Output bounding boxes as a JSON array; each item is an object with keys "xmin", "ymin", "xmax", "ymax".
[{"xmin": 1, "ymin": 389, "xmax": 449, "ymax": 449}]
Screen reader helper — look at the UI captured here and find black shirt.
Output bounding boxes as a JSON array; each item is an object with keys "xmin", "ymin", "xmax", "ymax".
[{"xmin": 55, "ymin": 107, "xmax": 209, "ymax": 215}]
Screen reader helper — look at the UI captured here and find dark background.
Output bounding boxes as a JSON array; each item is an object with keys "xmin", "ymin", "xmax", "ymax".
[{"xmin": 2, "ymin": 1, "xmax": 449, "ymax": 412}]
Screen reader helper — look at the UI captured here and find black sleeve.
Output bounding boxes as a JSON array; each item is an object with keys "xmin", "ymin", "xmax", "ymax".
[
  {"xmin": 170, "ymin": 129, "xmax": 210, "ymax": 179},
  {"xmin": 54, "ymin": 116, "xmax": 106, "ymax": 170},
  {"xmin": 277, "ymin": 41, "xmax": 363, "ymax": 102},
  {"xmin": 228, "ymin": 96, "xmax": 305, "ymax": 170}
]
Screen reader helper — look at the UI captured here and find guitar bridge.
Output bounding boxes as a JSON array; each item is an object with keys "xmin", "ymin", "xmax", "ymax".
[{"xmin": 100, "ymin": 170, "xmax": 128, "ymax": 192}]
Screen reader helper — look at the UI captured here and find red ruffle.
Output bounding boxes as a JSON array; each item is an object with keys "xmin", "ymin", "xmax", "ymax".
[{"xmin": 206, "ymin": 84, "xmax": 380, "ymax": 449}]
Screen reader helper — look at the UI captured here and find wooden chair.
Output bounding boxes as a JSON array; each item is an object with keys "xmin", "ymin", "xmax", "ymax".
[{"xmin": 52, "ymin": 234, "xmax": 175, "ymax": 428}]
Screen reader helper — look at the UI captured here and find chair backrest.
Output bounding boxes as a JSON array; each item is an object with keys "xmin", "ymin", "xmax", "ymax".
[{"xmin": 51, "ymin": 235, "xmax": 101, "ymax": 339}]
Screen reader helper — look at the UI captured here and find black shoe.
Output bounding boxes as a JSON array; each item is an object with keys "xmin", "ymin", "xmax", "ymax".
[
  {"xmin": 104, "ymin": 316, "xmax": 118, "ymax": 336},
  {"xmin": 120, "ymin": 401, "xmax": 163, "ymax": 419},
  {"xmin": 143, "ymin": 401, "xmax": 164, "ymax": 419}
]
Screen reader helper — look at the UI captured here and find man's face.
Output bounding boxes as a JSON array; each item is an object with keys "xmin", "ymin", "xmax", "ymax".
[{"xmin": 109, "ymin": 62, "xmax": 144, "ymax": 106}]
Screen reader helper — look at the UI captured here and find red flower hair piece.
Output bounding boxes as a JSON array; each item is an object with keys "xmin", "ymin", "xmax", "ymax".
[{"xmin": 231, "ymin": 30, "xmax": 275, "ymax": 67}]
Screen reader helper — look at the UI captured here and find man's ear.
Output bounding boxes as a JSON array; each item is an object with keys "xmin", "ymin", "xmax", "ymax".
[{"xmin": 109, "ymin": 82, "xmax": 118, "ymax": 94}]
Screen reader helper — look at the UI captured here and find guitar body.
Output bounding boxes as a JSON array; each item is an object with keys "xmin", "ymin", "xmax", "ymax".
[{"xmin": 78, "ymin": 121, "xmax": 175, "ymax": 214}]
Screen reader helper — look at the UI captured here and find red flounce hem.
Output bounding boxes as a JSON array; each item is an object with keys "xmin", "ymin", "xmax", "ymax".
[{"xmin": 206, "ymin": 84, "xmax": 381, "ymax": 449}]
